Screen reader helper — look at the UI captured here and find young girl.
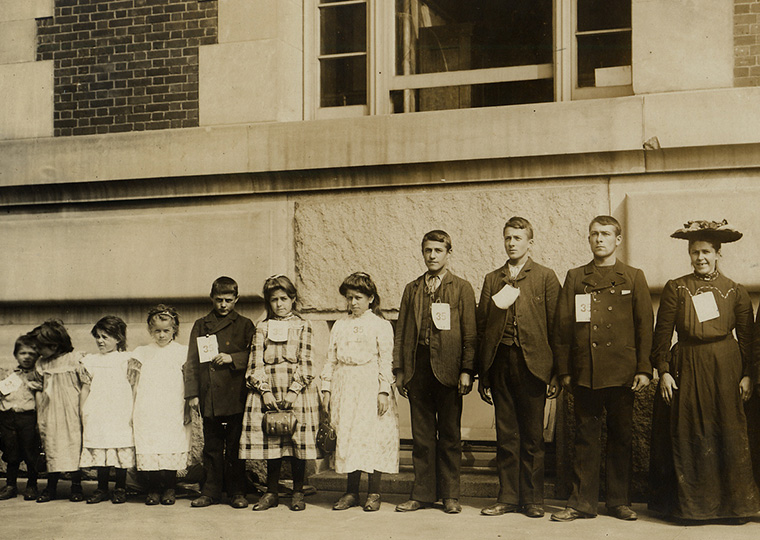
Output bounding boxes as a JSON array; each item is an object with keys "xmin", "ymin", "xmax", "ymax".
[
  {"xmin": 130, "ymin": 305, "xmax": 190, "ymax": 506},
  {"xmin": 28, "ymin": 319, "xmax": 90, "ymax": 503},
  {"xmin": 79, "ymin": 316, "xmax": 135, "ymax": 504},
  {"xmin": 321, "ymin": 273, "xmax": 399, "ymax": 511},
  {"xmin": 239, "ymin": 275, "xmax": 319, "ymax": 512}
]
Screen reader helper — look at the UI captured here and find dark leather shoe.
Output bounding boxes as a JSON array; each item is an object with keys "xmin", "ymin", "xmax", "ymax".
[
  {"xmin": 112, "ymin": 488, "xmax": 127, "ymax": 504},
  {"xmin": 364, "ymin": 493, "xmax": 381, "ymax": 512},
  {"xmin": 443, "ymin": 498, "xmax": 462, "ymax": 514},
  {"xmin": 481, "ymin": 502, "xmax": 519, "ymax": 516},
  {"xmin": 87, "ymin": 489, "xmax": 109, "ymax": 504},
  {"xmin": 23, "ymin": 486, "xmax": 38, "ymax": 501},
  {"xmin": 36, "ymin": 488, "xmax": 55, "ymax": 503},
  {"xmin": 0, "ymin": 485, "xmax": 18, "ymax": 500},
  {"xmin": 253, "ymin": 492, "xmax": 279, "ymax": 511},
  {"xmin": 145, "ymin": 492, "xmax": 160, "ymax": 506},
  {"xmin": 69, "ymin": 486, "xmax": 84, "ymax": 502},
  {"xmin": 395, "ymin": 499, "xmax": 428, "ymax": 512},
  {"xmin": 608, "ymin": 505, "xmax": 637, "ymax": 521},
  {"xmin": 191, "ymin": 495, "xmax": 218, "ymax": 508},
  {"xmin": 550, "ymin": 507, "xmax": 595, "ymax": 522},
  {"xmin": 291, "ymin": 491, "xmax": 306, "ymax": 511},
  {"xmin": 522, "ymin": 504, "xmax": 545, "ymax": 518},
  {"xmin": 230, "ymin": 494, "xmax": 248, "ymax": 509},
  {"xmin": 161, "ymin": 489, "xmax": 176, "ymax": 506},
  {"xmin": 333, "ymin": 493, "xmax": 359, "ymax": 510}
]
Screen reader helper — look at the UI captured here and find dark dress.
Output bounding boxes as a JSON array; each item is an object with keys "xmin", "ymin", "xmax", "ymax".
[{"xmin": 649, "ymin": 272, "xmax": 760, "ymax": 519}]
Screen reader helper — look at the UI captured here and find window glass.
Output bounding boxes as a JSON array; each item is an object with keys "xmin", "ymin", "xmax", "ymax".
[
  {"xmin": 320, "ymin": 3, "xmax": 367, "ymax": 55},
  {"xmin": 576, "ymin": 30, "xmax": 631, "ymax": 88},
  {"xmin": 577, "ymin": 0, "xmax": 630, "ymax": 33},
  {"xmin": 395, "ymin": 0, "xmax": 552, "ymax": 76},
  {"xmin": 319, "ymin": 1, "xmax": 367, "ymax": 108},
  {"xmin": 321, "ymin": 56, "xmax": 368, "ymax": 107}
]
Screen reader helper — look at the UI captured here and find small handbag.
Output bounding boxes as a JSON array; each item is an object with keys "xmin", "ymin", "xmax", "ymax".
[
  {"xmin": 262, "ymin": 410, "xmax": 298, "ymax": 436},
  {"xmin": 316, "ymin": 420, "xmax": 337, "ymax": 454}
]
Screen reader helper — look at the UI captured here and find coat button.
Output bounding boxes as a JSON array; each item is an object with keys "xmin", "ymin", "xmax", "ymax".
[
  {"xmin": 593, "ymin": 325, "xmax": 598, "ymax": 330},
  {"xmin": 607, "ymin": 306, "xmax": 613, "ymax": 311},
  {"xmin": 592, "ymin": 342, "xmax": 598, "ymax": 348},
  {"xmin": 606, "ymin": 324, "xmax": 612, "ymax": 329},
  {"xmin": 610, "ymin": 289, "xmax": 615, "ymax": 294},
  {"xmin": 606, "ymin": 342, "xmax": 612, "ymax": 347}
]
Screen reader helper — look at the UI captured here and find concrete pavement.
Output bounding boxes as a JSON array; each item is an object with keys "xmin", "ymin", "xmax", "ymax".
[{"xmin": 1, "ymin": 480, "xmax": 759, "ymax": 540}]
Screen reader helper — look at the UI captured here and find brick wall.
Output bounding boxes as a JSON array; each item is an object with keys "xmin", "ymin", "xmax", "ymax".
[
  {"xmin": 735, "ymin": 0, "xmax": 760, "ymax": 86},
  {"xmin": 37, "ymin": 0, "xmax": 218, "ymax": 136}
]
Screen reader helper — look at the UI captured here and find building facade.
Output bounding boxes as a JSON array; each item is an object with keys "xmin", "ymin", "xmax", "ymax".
[{"xmin": 2, "ymin": 0, "xmax": 760, "ymax": 497}]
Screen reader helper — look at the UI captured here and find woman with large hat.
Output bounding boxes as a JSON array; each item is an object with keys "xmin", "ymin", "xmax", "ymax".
[{"xmin": 649, "ymin": 220, "xmax": 760, "ymax": 522}]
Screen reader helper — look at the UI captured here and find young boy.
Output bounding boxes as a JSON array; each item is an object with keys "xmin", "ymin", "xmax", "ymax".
[
  {"xmin": 0, "ymin": 335, "xmax": 42, "ymax": 500},
  {"xmin": 551, "ymin": 215, "xmax": 653, "ymax": 522},
  {"xmin": 476, "ymin": 217, "xmax": 560, "ymax": 518},
  {"xmin": 184, "ymin": 276, "xmax": 255, "ymax": 509},
  {"xmin": 393, "ymin": 230, "xmax": 477, "ymax": 514}
]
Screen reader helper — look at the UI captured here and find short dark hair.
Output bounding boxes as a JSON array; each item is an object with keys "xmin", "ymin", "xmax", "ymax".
[
  {"xmin": 13, "ymin": 335, "xmax": 38, "ymax": 357},
  {"xmin": 421, "ymin": 230, "xmax": 452, "ymax": 251},
  {"xmin": 503, "ymin": 216, "xmax": 534, "ymax": 240},
  {"xmin": 263, "ymin": 275, "xmax": 298, "ymax": 320},
  {"xmin": 27, "ymin": 319, "xmax": 74, "ymax": 356},
  {"xmin": 210, "ymin": 276, "xmax": 238, "ymax": 297},
  {"xmin": 339, "ymin": 272, "xmax": 383, "ymax": 318},
  {"xmin": 147, "ymin": 304, "xmax": 180, "ymax": 339},
  {"xmin": 91, "ymin": 315, "xmax": 128, "ymax": 352},
  {"xmin": 589, "ymin": 215, "xmax": 622, "ymax": 236}
]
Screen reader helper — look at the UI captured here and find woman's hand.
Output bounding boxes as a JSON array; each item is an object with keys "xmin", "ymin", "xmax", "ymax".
[
  {"xmin": 660, "ymin": 373, "xmax": 678, "ymax": 405},
  {"xmin": 261, "ymin": 391, "xmax": 278, "ymax": 411},
  {"xmin": 377, "ymin": 392, "xmax": 390, "ymax": 416},
  {"xmin": 281, "ymin": 390, "xmax": 297, "ymax": 410},
  {"xmin": 740, "ymin": 376, "xmax": 753, "ymax": 402},
  {"xmin": 321, "ymin": 391, "xmax": 331, "ymax": 416}
]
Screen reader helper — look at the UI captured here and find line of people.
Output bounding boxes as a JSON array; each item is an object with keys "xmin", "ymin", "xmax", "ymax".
[{"xmin": 0, "ymin": 215, "xmax": 757, "ymax": 524}]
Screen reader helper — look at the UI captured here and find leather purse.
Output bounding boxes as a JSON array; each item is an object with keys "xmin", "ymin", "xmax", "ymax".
[
  {"xmin": 316, "ymin": 420, "xmax": 337, "ymax": 454},
  {"xmin": 262, "ymin": 410, "xmax": 298, "ymax": 436}
]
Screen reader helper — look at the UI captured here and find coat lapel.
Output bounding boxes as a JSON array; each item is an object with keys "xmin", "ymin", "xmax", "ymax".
[
  {"xmin": 581, "ymin": 259, "xmax": 629, "ymax": 291},
  {"xmin": 204, "ymin": 310, "xmax": 238, "ymax": 335}
]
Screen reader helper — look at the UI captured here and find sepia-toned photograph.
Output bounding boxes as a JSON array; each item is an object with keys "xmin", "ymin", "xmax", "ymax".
[{"xmin": 1, "ymin": 0, "xmax": 759, "ymax": 538}]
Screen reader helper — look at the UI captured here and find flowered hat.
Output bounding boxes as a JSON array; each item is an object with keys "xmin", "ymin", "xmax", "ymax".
[{"xmin": 670, "ymin": 219, "xmax": 742, "ymax": 243}]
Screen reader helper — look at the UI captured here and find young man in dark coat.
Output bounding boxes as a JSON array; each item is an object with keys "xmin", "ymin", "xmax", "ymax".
[
  {"xmin": 393, "ymin": 230, "xmax": 477, "ymax": 514},
  {"xmin": 551, "ymin": 216, "xmax": 653, "ymax": 522},
  {"xmin": 476, "ymin": 217, "xmax": 560, "ymax": 518},
  {"xmin": 185, "ymin": 276, "xmax": 255, "ymax": 509}
]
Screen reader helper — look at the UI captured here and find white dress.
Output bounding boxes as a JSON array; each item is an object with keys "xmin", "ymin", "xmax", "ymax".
[
  {"xmin": 79, "ymin": 351, "xmax": 136, "ymax": 468},
  {"xmin": 131, "ymin": 341, "xmax": 190, "ymax": 471},
  {"xmin": 321, "ymin": 310, "xmax": 399, "ymax": 474}
]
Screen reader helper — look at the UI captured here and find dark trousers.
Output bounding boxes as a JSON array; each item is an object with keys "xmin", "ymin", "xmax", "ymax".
[
  {"xmin": 569, "ymin": 386, "xmax": 633, "ymax": 515},
  {"xmin": 490, "ymin": 345, "xmax": 546, "ymax": 505},
  {"xmin": 0, "ymin": 410, "xmax": 40, "ymax": 486},
  {"xmin": 407, "ymin": 345, "xmax": 462, "ymax": 502},
  {"xmin": 201, "ymin": 413, "xmax": 245, "ymax": 499}
]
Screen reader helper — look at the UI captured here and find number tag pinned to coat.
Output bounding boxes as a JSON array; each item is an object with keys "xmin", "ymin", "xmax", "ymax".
[
  {"xmin": 432, "ymin": 303, "xmax": 451, "ymax": 330},
  {"xmin": 575, "ymin": 294, "xmax": 591, "ymax": 322},
  {"xmin": 196, "ymin": 334, "xmax": 219, "ymax": 363},
  {"xmin": 492, "ymin": 284, "xmax": 520, "ymax": 310},
  {"xmin": 0, "ymin": 372, "xmax": 23, "ymax": 396},
  {"xmin": 692, "ymin": 291, "xmax": 720, "ymax": 323},
  {"xmin": 267, "ymin": 320, "xmax": 289, "ymax": 342}
]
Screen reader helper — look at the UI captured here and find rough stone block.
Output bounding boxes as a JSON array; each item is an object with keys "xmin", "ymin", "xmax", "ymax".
[{"xmin": 293, "ymin": 180, "xmax": 609, "ymax": 313}]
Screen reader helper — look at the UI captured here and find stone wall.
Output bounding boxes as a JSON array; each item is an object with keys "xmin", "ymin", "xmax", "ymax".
[{"xmin": 36, "ymin": 0, "xmax": 217, "ymax": 136}]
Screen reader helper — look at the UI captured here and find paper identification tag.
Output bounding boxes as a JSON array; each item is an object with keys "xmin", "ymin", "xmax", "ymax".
[
  {"xmin": 267, "ymin": 320, "xmax": 289, "ymax": 342},
  {"xmin": 0, "ymin": 372, "xmax": 23, "ymax": 396},
  {"xmin": 575, "ymin": 294, "xmax": 591, "ymax": 323},
  {"xmin": 692, "ymin": 291, "xmax": 720, "ymax": 323},
  {"xmin": 432, "ymin": 303, "xmax": 451, "ymax": 330},
  {"xmin": 196, "ymin": 335, "xmax": 219, "ymax": 364},
  {"xmin": 492, "ymin": 284, "xmax": 520, "ymax": 310}
]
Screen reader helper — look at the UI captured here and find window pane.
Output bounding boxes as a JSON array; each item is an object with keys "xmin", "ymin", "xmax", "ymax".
[
  {"xmin": 391, "ymin": 79, "xmax": 554, "ymax": 113},
  {"xmin": 320, "ymin": 55, "xmax": 367, "ymax": 107},
  {"xmin": 395, "ymin": 0, "xmax": 552, "ymax": 76},
  {"xmin": 577, "ymin": 31, "xmax": 631, "ymax": 87},
  {"xmin": 577, "ymin": 0, "xmax": 630, "ymax": 32},
  {"xmin": 320, "ymin": 3, "xmax": 367, "ymax": 55}
]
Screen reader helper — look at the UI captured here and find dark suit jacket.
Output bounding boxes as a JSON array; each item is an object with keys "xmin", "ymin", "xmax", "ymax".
[
  {"xmin": 477, "ymin": 258, "xmax": 560, "ymax": 385},
  {"xmin": 393, "ymin": 271, "xmax": 477, "ymax": 388},
  {"xmin": 184, "ymin": 310, "xmax": 255, "ymax": 417},
  {"xmin": 554, "ymin": 260, "xmax": 653, "ymax": 389}
]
